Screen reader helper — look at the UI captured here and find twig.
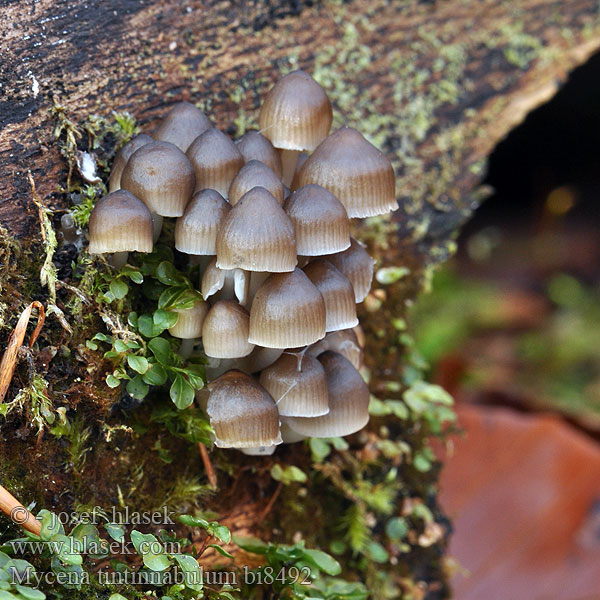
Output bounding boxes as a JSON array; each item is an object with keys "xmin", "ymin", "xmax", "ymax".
[
  {"xmin": 0, "ymin": 483, "xmax": 42, "ymax": 536},
  {"xmin": 258, "ymin": 481, "xmax": 283, "ymax": 524},
  {"xmin": 198, "ymin": 443, "xmax": 217, "ymax": 489},
  {"xmin": 0, "ymin": 301, "xmax": 45, "ymax": 403}
]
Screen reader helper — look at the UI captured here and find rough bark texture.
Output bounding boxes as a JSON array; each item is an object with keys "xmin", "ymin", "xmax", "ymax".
[{"xmin": 1, "ymin": 0, "xmax": 600, "ymax": 598}]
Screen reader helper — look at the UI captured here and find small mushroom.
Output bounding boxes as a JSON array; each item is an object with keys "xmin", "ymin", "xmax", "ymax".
[
  {"xmin": 175, "ymin": 189, "xmax": 230, "ymax": 256},
  {"xmin": 260, "ymin": 352, "xmax": 329, "ymax": 417},
  {"xmin": 326, "ymin": 238, "xmax": 375, "ymax": 303},
  {"xmin": 285, "ymin": 351, "xmax": 370, "ymax": 438},
  {"xmin": 108, "ymin": 134, "xmax": 153, "ymax": 193},
  {"xmin": 88, "ymin": 190, "xmax": 153, "ymax": 268},
  {"xmin": 279, "ymin": 419, "xmax": 307, "ymax": 444},
  {"xmin": 201, "ymin": 258, "xmax": 249, "ymax": 305},
  {"xmin": 294, "ymin": 126, "xmax": 397, "ymax": 217},
  {"xmin": 206, "ymin": 370, "xmax": 282, "ymax": 448},
  {"xmin": 153, "ymin": 102, "xmax": 212, "ymax": 152},
  {"xmin": 120, "ymin": 141, "xmax": 196, "ymax": 240},
  {"xmin": 168, "ymin": 300, "xmax": 209, "ymax": 358},
  {"xmin": 228, "ymin": 160, "xmax": 284, "ymax": 205},
  {"xmin": 258, "ymin": 70, "xmax": 332, "ymax": 186},
  {"xmin": 249, "ymin": 268, "xmax": 326, "ymax": 348},
  {"xmin": 216, "ymin": 187, "xmax": 296, "ymax": 273},
  {"xmin": 284, "ymin": 184, "xmax": 350, "ymax": 255},
  {"xmin": 202, "ymin": 300, "xmax": 254, "ymax": 359},
  {"xmin": 235, "ymin": 130, "xmax": 283, "ymax": 178},
  {"xmin": 303, "ymin": 259, "xmax": 359, "ymax": 332},
  {"xmin": 307, "ymin": 328, "xmax": 363, "ymax": 370},
  {"xmin": 186, "ymin": 128, "xmax": 244, "ymax": 197}
]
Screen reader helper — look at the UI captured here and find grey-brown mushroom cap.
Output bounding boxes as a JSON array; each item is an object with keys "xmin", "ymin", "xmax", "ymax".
[
  {"xmin": 109, "ymin": 134, "xmax": 153, "ymax": 193},
  {"xmin": 284, "ymin": 184, "xmax": 350, "ymax": 255},
  {"xmin": 259, "ymin": 352, "xmax": 329, "ymax": 417},
  {"xmin": 175, "ymin": 189, "xmax": 231, "ymax": 255},
  {"xmin": 307, "ymin": 328, "xmax": 363, "ymax": 370},
  {"xmin": 326, "ymin": 238, "xmax": 375, "ymax": 303},
  {"xmin": 285, "ymin": 351, "xmax": 370, "ymax": 438},
  {"xmin": 295, "ymin": 126, "xmax": 397, "ymax": 217},
  {"xmin": 216, "ymin": 187, "xmax": 297, "ymax": 273},
  {"xmin": 120, "ymin": 141, "xmax": 196, "ymax": 217},
  {"xmin": 235, "ymin": 130, "xmax": 283, "ymax": 178},
  {"xmin": 88, "ymin": 190, "xmax": 153, "ymax": 254},
  {"xmin": 168, "ymin": 301, "xmax": 209, "ymax": 339},
  {"xmin": 258, "ymin": 70, "xmax": 333, "ymax": 151},
  {"xmin": 186, "ymin": 128, "xmax": 244, "ymax": 197},
  {"xmin": 153, "ymin": 102, "xmax": 212, "ymax": 152},
  {"xmin": 303, "ymin": 259, "xmax": 359, "ymax": 332},
  {"xmin": 202, "ymin": 300, "xmax": 254, "ymax": 359},
  {"xmin": 248, "ymin": 268, "xmax": 326, "ymax": 348},
  {"xmin": 207, "ymin": 370, "xmax": 282, "ymax": 448},
  {"xmin": 228, "ymin": 160, "xmax": 285, "ymax": 205}
]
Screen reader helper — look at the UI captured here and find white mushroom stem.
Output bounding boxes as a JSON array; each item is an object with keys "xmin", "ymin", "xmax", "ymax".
[
  {"xmin": 178, "ymin": 338, "xmax": 197, "ymax": 359},
  {"xmin": 152, "ymin": 213, "xmax": 164, "ymax": 242},
  {"xmin": 110, "ymin": 251, "xmax": 128, "ymax": 269},
  {"xmin": 280, "ymin": 149, "xmax": 298, "ymax": 187}
]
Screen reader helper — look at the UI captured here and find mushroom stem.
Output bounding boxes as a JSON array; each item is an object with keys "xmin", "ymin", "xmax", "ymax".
[
  {"xmin": 0, "ymin": 483, "xmax": 42, "ymax": 536},
  {"xmin": 110, "ymin": 251, "xmax": 129, "ymax": 269},
  {"xmin": 178, "ymin": 338, "xmax": 197, "ymax": 359},
  {"xmin": 151, "ymin": 213, "xmax": 164, "ymax": 242},
  {"xmin": 280, "ymin": 149, "xmax": 298, "ymax": 187}
]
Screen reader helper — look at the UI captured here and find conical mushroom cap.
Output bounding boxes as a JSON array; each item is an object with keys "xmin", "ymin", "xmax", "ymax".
[
  {"xmin": 285, "ymin": 352, "xmax": 370, "ymax": 438},
  {"xmin": 88, "ymin": 190, "xmax": 153, "ymax": 254},
  {"xmin": 175, "ymin": 189, "xmax": 230, "ymax": 255},
  {"xmin": 285, "ymin": 184, "xmax": 350, "ymax": 255},
  {"xmin": 279, "ymin": 419, "xmax": 307, "ymax": 443},
  {"xmin": 249, "ymin": 268, "xmax": 326, "ymax": 348},
  {"xmin": 259, "ymin": 70, "xmax": 332, "ymax": 152},
  {"xmin": 168, "ymin": 301, "xmax": 208, "ymax": 339},
  {"xmin": 235, "ymin": 130, "xmax": 283, "ymax": 178},
  {"xmin": 207, "ymin": 370, "xmax": 282, "ymax": 448},
  {"xmin": 303, "ymin": 259, "xmax": 358, "ymax": 332},
  {"xmin": 121, "ymin": 141, "xmax": 196, "ymax": 217},
  {"xmin": 326, "ymin": 238, "xmax": 375, "ymax": 303},
  {"xmin": 307, "ymin": 328, "xmax": 363, "ymax": 370},
  {"xmin": 186, "ymin": 128, "xmax": 244, "ymax": 197},
  {"xmin": 228, "ymin": 160, "xmax": 284, "ymax": 205},
  {"xmin": 295, "ymin": 127, "xmax": 397, "ymax": 217},
  {"xmin": 233, "ymin": 346, "xmax": 283, "ymax": 374},
  {"xmin": 260, "ymin": 352, "xmax": 329, "ymax": 417},
  {"xmin": 202, "ymin": 300, "xmax": 254, "ymax": 359},
  {"xmin": 153, "ymin": 102, "xmax": 211, "ymax": 152},
  {"xmin": 109, "ymin": 134, "xmax": 153, "ymax": 193},
  {"xmin": 200, "ymin": 258, "xmax": 249, "ymax": 305},
  {"xmin": 216, "ymin": 187, "xmax": 296, "ymax": 273}
]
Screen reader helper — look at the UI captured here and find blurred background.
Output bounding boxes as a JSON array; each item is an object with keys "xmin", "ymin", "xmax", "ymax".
[{"xmin": 413, "ymin": 51, "xmax": 600, "ymax": 598}]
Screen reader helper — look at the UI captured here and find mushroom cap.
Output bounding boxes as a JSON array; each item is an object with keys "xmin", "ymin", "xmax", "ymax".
[
  {"xmin": 207, "ymin": 370, "xmax": 282, "ymax": 448},
  {"xmin": 303, "ymin": 259, "xmax": 359, "ymax": 332},
  {"xmin": 186, "ymin": 128, "xmax": 244, "ymax": 197},
  {"xmin": 258, "ymin": 70, "xmax": 332, "ymax": 152},
  {"xmin": 121, "ymin": 141, "xmax": 196, "ymax": 217},
  {"xmin": 284, "ymin": 184, "xmax": 350, "ymax": 255},
  {"xmin": 232, "ymin": 346, "xmax": 284, "ymax": 374},
  {"xmin": 153, "ymin": 102, "xmax": 212, "ymax": 152},
  {"xmin": 235, "ymin": 130, "xmax": 283, "ymax": 178},
  {"xmin": 216, "ymin": 187, "xmax": 297, "ymax": 273},
  {"xmin": 307, "ymin": 328, "xmax": 363, "ymax": 370},
  {"xmin": 88, "ymin": 190, "xmax": 153, "ymax": 254},
  {"xmin": 285, "ymin": 351, "xmax": 370, "ymax": 438},
  {"xmin": 202, "ymin": 300, "xmax": 254, "ymax": 359},
  {"xmin": 109, "ymin": 134, "xmax": 153, "ymax": 193},
  {"xmin": 200, "ymin": 258, "xmax": 249, "ymax": 305},
  {"xmin": 168, "ymin": 301, "xmax": 208, "ymax": 339},
  {"xmin": 295, "ymin": 127, "xmax": 397, "ymax": 217},
  {"xmin": 260, "ymin": 352, "xmax": 329, "ymax": 417},
  {"xmin": 228, "ymin": 160, "xmax": 285, "ymax": 206},
  {"xmin": 175, "ymin": 189, "xmax": 230, "ymax": 255},
  {"xmin": 249, "ymin": 268, "xmax": 326, "ymax": 348},
  {"xmin": 326, "ymin": 238, "xmax": 375, "ymax": 303},
  {"xmin": 279, "ymin": 419, "xmax": 307, "ymax": 443}
]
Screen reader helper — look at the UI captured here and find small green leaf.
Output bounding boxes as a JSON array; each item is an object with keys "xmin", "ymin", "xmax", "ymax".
[
  {"xmin": 178, "ymin": 515, "xmax": 209, "ymax": 529},
  {"xmin": 270, "ymin": 464, "xmax": 307, "ymax": 485},
  {"xmin": 309, "ymin": 438, "xmax": 331, "ymax": 463},
  {"xmin": 138, "ymin": 314, "xmax": 161, "ymax": 338},
  {"xmin": 15, "ymin": 586, "xmax": 45, "ymax": 600},
  {"xmin": 127, "ymin": 312, "xmax": 138, "ymax": 327},
  {"xmin": 170, "ymin": 375, "xmax": 194, "ymax": 409},
  {"xmin": 126, "ymin": 375, "xmax": 149, "ymax": 399},
  {"xmin": 38, "ymin": 510, "xmax": 63, "ymax": 540},
  {"xmin": 104, "ymin": 523, "xmax": 125, "ymax": 542},
  {"xmin": 363, "ymin": 541, "xmax": 389, "ymax": 563},
  {"xmin": 127, "ymin": 355, "xmax": 149, "ymax": 374},
  {"xmin": 172, "ymin": 554, "xmax": 203, "ymax": 592},
  {"xmin": 109, "ymin": 279, "xmax": 129, "ymax": 300},
  {"xmin": 108, "ymin": 595, "xmax": 128, "ymax": 600},
  {"xmin": 114, "ymin": 340, "xmax": 129, "ymax": 353},
  {"xmin": 106, "ymin": 374, "xmax": 121, "ymax": 388},
  {"xmin": 301, "ymin": 549, "xmax": 341, "ymax": 575},
  {"xmin": 143, "ymin": 363, "xmax": 168, "ymax": 386},
  {"xmin": 207, "ymin": 544, "xmax": 233, "ymax": 558},
  {"xmin": 158, "ymin": 286, "xmax": 188, "ymax": 310},
  {"xmin": 148, "ymin": 337, "xmax": 172, "ymax": 365},
  {"xmin": 156, "ymin": 262, "xmax": 186, "ymax": 286},
  {"xmin": 231, "ymin": 535, "xmax": 267, "ymax": 555},
  {"xmin": 127, "ymin": 271, "xmax": 143, "ymax": 284},
  {"xmin": 385, "ymin": 517, "xmax": 408, "ymax": 541},
  {"xmin": 153, "ymin": 309, "xmax": 178, "ymax": 330},
  {"xmin": 211, "ymin": 525, "xmax": 231, "ymax": 544},
  {"xmin": 130, "ymin": 531, "xmax": 171, "ymax": 572}
]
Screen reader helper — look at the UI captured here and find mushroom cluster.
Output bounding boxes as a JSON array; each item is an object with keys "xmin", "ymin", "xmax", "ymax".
[{"xmin": 89, "ymin": 70, "xmax": 397, "ymax": 455}]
